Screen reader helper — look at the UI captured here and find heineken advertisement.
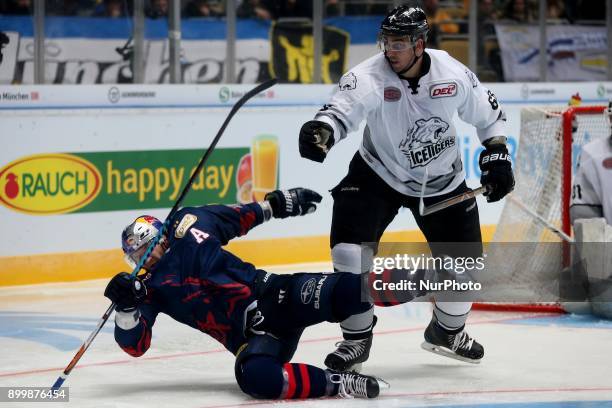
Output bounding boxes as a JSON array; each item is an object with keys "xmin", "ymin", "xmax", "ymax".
[{"xmin": 0, "ymin": 142, "xmax": 280, "ymax": 215}]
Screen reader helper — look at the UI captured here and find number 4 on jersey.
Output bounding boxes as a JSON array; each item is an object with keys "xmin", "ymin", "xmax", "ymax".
[{"xmin": 190, "ymin": 228, "xmax": 210, "ymax": 243}]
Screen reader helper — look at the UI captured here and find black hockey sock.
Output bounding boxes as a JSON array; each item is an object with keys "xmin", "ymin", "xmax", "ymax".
[{"xmin": 331, "ymin": 273, "xmax": 372, "ymax": 322}]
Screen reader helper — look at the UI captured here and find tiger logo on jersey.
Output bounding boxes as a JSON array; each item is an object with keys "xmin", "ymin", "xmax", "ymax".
[
  {"xmin": 399, "ymin": 117, "xmax": 454, "ymax": 168},
  {"xmin": 339, "ymin": 72, "xmax": 357, "ymax": 91}
]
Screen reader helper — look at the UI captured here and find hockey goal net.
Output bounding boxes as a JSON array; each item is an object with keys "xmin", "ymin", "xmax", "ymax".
[{"xmin": 475, "ymin": 105, "xmax": 608, "ymax": 313}]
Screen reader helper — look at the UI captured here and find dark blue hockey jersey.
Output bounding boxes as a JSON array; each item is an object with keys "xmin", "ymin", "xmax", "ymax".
[{"xmin": 114, "ymin": 203, "xmax": 268, "ymax": 357}]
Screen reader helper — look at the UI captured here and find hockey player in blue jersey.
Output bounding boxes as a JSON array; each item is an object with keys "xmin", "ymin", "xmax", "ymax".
[{"xmin": 105, "ymin": 188, "xmax": 393, "ymax": 400}]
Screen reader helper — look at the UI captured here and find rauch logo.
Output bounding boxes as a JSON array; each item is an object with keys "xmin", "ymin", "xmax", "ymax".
[{"xmin": 0, "ymin": 153, "xmax": 102, "ymax": 214}]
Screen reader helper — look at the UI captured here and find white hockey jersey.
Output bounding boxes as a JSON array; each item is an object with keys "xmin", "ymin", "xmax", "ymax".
[
  {"xmin": 570, "ymin": 136, "xmax": 612, "ymax": 225},
  {"xmin": 315, "ymin": 49, "xmax": 506, "ymax": 196}
]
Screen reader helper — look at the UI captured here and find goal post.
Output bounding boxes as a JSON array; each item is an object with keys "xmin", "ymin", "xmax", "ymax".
[
  {"xmin": 474, "ymin": 105, "xmax": 608, "ymax": 313},
  {"xmin": 560, "ymin": 106, "xmax": 607, "ymax": 238}
]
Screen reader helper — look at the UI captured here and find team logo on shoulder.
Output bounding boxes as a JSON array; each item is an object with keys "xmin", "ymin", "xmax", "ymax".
[
  {"xmin": 384, "ymin": 86, "xmax": 402, "ymax": 102},
  {"xmin": 465, "ymin": 69, "xmax": 479, "ymax": 88},
  {"xmin": 339, "ymin": 72, "xmax": 357, "ymax": 91},
  {"xmin": 300, "ymin": 278, "xmax": 316, "ymax": 304},
  {"xmin": 398, "ymin": 117, "xmax": 454, "ymax": 168},
  {"xmin": 175, "ymin": 214, "xmax": 197, "ymax": 238},
  {"xmin": 429, "ymin": 82, "xmax": 457, "ymax": 98}
]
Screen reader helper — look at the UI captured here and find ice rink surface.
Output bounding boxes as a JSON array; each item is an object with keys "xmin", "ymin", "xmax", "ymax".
[{"xmin": 1, "ymin": 263, "xmax": 612, "ymax": 408}]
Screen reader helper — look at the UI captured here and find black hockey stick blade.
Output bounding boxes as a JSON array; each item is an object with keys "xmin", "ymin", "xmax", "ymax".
[{"xmin": 51, "ymin": 78, "xmax": 278, "ymax": 390}]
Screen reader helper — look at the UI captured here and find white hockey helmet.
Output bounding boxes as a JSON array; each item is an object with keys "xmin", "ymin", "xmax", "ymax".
[{"xmin": 121, "ymin": 215, "xmax": 163, "ymax": 269}]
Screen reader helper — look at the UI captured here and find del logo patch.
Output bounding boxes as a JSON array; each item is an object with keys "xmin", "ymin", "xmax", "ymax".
[{"xmin": 430, "ymin": 82, "xmax": 457, "ymax": 98}]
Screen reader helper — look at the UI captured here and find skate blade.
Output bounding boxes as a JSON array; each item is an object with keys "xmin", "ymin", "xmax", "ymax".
[
  {"xmin": 420, "ymin": 341, "xmax": 481, "ymax": 364},
  {"xmin": 377, "ymin": 378, "xmax": 390, "ymax": 391},
  {"xmin": 349, "ymin": 363, "xmax": 362, "ymax": 373}
]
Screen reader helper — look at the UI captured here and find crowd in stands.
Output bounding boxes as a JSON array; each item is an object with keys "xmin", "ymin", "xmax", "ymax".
[
  {"xmin": 0, "ymin": 0, "xmax": 605, "ymax": 23},
  {"xmin": 0, "ymin": 0, "xmax": 606, "ymax": 82}
]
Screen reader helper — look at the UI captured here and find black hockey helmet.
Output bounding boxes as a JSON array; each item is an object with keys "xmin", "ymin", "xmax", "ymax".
[{"xmin": 380, "ymin": 5, "xmax": 429, "ymax": 42}]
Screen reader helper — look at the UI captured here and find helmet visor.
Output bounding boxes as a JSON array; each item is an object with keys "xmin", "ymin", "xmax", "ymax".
[
  {"xmin": 124, "ymin": 244, "xmax": 149, "ymax": 269},
  {"xmin": 378, "ymin": 33, "xmax": 414, "ymax": 52}
]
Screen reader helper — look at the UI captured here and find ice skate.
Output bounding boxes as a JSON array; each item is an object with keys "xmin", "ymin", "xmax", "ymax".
[
  {"xmin": 328, "ymin": 370, "xmax": 389, "ymax": 398},
  {"xmin": 324, "ymin": 334, "xmax": 373, "ymax": 372},
  {"xmin": 325, "ymin": 315, "xmax": 377, "ymax": 372},
  {"xmin": 421, "ymin": 318, "xmax": 484, "ymax": 363}
]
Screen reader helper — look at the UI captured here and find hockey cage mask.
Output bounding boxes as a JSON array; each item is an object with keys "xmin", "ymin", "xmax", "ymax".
[
  {"xmin": 121, "ymin": 215, "xmax": 164, "ymax": 269},
  {"xmin": 377, "ymin": 5, "xmax": 429, "ymax": 53}
]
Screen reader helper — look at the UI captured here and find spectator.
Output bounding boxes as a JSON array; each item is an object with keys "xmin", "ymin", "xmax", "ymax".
[
  {"xmin": 92, "ymin": 0, "xmax": 126, "ymax": 18},
  {"xmin": 479, "ymin": 0, "xmax": 500, "ymax": 32},
  {"xmin": 422, "ymin": 0, "xmax": 460, "ymax": 34},
  {"xmin": 500, "ymin": 0, "xmax": 537, "ymax": 23},
  {"xmin": 324, "ymin": 0, "xmax": 340, "ymax": 17},
  {"xmin": 184, "ymin": 0, "xmax": 224, "ymax": 17},
  {"xmin": 345, "ymin": 1, "xmax": 389, "ymax": 15},
  {"xmin": 547, "ymin": 0, "xmax": 569, "ymax": 21},
  {"xmin": 147, "ymin": 0, "xmax": 168, "ymax": 18},
  {"xmin": 47, "ymin": 0, "xmax": 82, "ymax": 15},
  {"xmin": 478, "ymin": 0, "xmax": 503, "ymax": 80},
  {"xmin": 237, "ymin": 0, "xmax": 273, "ymax": 19},
  {"xmin": 260, "ymin": 0, "xmax": 312, "ymax": 20},
  {"xmin": 237, "ymin": 0, "xmax": 339, "ymax": 20},
  {"xmin": 5, "ymin": 0, "xmax": 31, "ymax": 15}
]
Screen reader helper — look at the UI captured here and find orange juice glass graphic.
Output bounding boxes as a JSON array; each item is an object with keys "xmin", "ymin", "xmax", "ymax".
[{"xmin": 251, "ymin": 135, "xmax": 279, "ymax": 201}]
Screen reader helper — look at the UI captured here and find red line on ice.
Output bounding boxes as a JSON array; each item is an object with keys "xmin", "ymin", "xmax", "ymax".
[{"xmin": 0, "ymin": 313, "xmax": 557, "ymax": 379}]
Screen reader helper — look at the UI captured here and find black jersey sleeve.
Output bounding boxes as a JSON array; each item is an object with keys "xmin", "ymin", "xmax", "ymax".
[{"xmin": 171, "ymin": 203, "xmax": 266, "ymax": 246}]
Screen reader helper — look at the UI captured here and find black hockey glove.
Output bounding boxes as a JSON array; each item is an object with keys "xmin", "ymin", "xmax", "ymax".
[
  {"xmin": 478, "ymin": 143, "xmax": 515, "ymax": 202},
  {"xmin": 299, "ymin": 120, "xmax": 335, "ymax": 163},
  {"xmin": 104, "ymin": 272, "xmax": 147, "ymax": 311},
  {"xmin": 264, "ymin": 188, "xmax": 322, "ymax": 218}
]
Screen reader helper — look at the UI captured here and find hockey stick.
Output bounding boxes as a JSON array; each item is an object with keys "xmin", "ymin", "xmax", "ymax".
[
  {"xmin": 507, "ymin": 195, "xmax": 574, "ymax": 243},
  {"xmin": 418, "ymin": 169, "xmax": 489, "ymax": 216},
  {"xmin": 419, "ymin": 186, "xmax": 488, "ymax": 216},
  {"xmin": 51, "ymin": 78, "xmax": 278, "ymax": 390}
]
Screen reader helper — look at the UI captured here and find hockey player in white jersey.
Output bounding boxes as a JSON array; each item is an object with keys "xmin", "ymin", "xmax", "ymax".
[
  {"xmin": 570, "ymin": 103, "xmax": 612, "ymax": 225},
  {"xmin": 298, "ymin": 4, "xmax": 514, "ymax": 371}
]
